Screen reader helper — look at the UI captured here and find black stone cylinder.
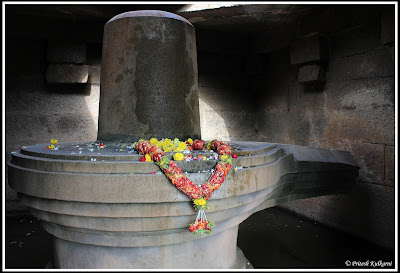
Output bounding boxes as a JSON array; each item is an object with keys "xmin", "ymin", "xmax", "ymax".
[{"xmin": 97, "ymin": 10, "xmax": 201, "ymax": 142}]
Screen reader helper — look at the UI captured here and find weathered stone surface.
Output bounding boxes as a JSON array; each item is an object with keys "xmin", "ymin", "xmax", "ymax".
[
  {"xmin": 343, "ymin": 143, "xmax": 385, "ymax": 183},
  {"xmin": 287, "ymin": 78, "xmax": 395, "ymax": 147},
  {"xmin": 325, "ymin": 47, "xmax": 394, "ymax": 82},
  {"xmin": 199, "ymin": 87, "xmax": 257, "ymax": 113},
  {"xmin": 384, "ymin": 145, "xmax": 395, "ymax": 186},
  {"xmin": 6, "ymin": 112, "xmax": 98, "ymax": 142},
  {"xmin": 298, "ymin": 64, "xmax": 325, "ymax": 84},
  {"xmin": 97, "ymin": 11, "xmax": 201, "ymax": 142},
  {"xmin": 6, "ymin": 85, "xmax": 100, "ymax": 115},
  {"xmin": 296, "ymin": 5, "xmax": 380, "ymax": 38},
  {"xmin": 323, "ymin": 78, "xmax": 394, "ymax": 110},
  {"xmin": 88, "ymin": 65, "xmax": 101, "ymax": 84},
  {"xmin": 320, "ymin": 109, "xmax": 394, "ymax": 147},
  {"xmin": 51, "ymin": 228, "xmax": 245, "ymax": 269},
  {"xmin": 288, "ymin": 85, "xmax": 326, "ymax": 112},
  {"xmin": 198, "ymin": 52, "xmax": 247, "ymax": 89},
  {"xmin": 280, "ymin": 182, "xmax": 395, "ymax": 250},
  {"xmin": 290, "ymin": 35, "xmax": 328, "ymax": 65},
  {"xmin": 46, "ymin": 64, "xmax": 89, "ymax": 84},
  {"xmin": 329, "ymin": 23, "xmax": 382, "ymax": 59},
  {"xmin": 381, "ymin": 7, "xmax": 395, "ymax": 45},
  {"xmin": 200, "ymin": 110, "xmax": 258, "ymax": 141},
  {"xmin": 252, "ymin": 24, "xmax": 297, "ymax": 54},
  {"xmin": 8, "ymin": 141, "xmax": 358, "ymax": 268},
  {"xmin": 255, "ymin": 111, "xmax": 292, "ymax": 144},
  {"xmin": 46, "ymin": 40, "xmax": 86, "ymax": 64}
]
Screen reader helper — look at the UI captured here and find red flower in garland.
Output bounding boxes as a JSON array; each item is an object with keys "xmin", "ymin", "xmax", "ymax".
[
  {"xmin": 135, "ymin": 138, "xmax": 235, "ymax": 235},
  {"xmin": 192, "ymin": 139, "xmax": 205, "ymax": 150}
]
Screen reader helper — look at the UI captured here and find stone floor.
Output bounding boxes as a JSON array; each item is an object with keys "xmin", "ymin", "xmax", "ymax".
[{"xmin": 4, "ymin": 206, "xmax": 395, "ymax": 269}]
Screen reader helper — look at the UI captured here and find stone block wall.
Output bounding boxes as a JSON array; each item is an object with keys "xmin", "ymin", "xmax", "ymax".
[
  {"xmin": 5, "ymin": 30, "xmax": 102, "ymax": 213},
  {"xmin": 197, "ymin": 29, "xmax": 260, "ymax": 142},
  {"xmin": 196, "ymin": 6, "xmax": 395, "ymax": 249},
  {"xmin": 278, "ymin": 7, "xmax": 395, "ymax": 251},
  {"xmin": 5, "ymin": 4, "xmax": 395, "ymax": 252}
]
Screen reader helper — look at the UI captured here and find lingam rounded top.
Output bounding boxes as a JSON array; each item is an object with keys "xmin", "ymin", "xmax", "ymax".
[{"xmin": 107, "ymin": 10, "xmax": 193, "ymax": 26}]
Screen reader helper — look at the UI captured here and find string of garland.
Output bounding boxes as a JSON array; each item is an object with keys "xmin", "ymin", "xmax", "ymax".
[{"xmin": 135, "ymin": 138, "xmax": 233, "ymax": 236}]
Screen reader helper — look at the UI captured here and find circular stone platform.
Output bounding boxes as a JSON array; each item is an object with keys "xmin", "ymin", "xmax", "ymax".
[{"xmin": 8, "ymin": 140, "xmax": 358, "ymax": 269}]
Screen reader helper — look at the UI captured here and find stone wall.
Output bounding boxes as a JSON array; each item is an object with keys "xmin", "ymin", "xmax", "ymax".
[
  {"xmin": 197, "ymin": 29, "xmax": 260, "ymax": 141},
  {"xmin": 272, "ymin": 6, "xmax": 394, "ymax": 251},
  {"xmin": 5, "ymin": 16, "xmax": 103, "ymax": 213},
  {"xmin": 196, "ymin": 6, "xmax": 395, "ymax": 250},
  {"xmin": 5, "ymin": 4, "xmax": 395, "ymax": 251}
]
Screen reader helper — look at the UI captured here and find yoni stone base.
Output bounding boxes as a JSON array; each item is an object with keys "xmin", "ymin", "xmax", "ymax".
[
  {"xmin": 52, "ymin": 226, "xmax": 248, "ymax": 269},
  {"xmin": 8, "ymin": 140, "xmax": 358, "ymax": 269}
]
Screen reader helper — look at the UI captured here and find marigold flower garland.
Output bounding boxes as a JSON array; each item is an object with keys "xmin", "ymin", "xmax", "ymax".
[{"xmin": 135, "ymin": 138, "xmax": 234, "ymax": 236}]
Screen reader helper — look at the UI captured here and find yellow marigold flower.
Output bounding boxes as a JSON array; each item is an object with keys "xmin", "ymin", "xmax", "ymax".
[
  {"xmin": 221, "ymin": 155, "xmax": 228, "ymax": 161},
  {"xmin": 178, "ymin": 142, "xmax": 187, "ymax": 149},
  {"xmin": 162, "ymin": 145, "xmax": 172, "ymax": 152},
  {"xmin": 150, "ymin": 138, "xmax": 158, "ymax": 145},
  {"xmin": 164, "ymin": 138, "xmax": 172, "ymax": 145},
  {"xmin": 51, "ymin": 139, "xmax": 57, "ymax": 144},
  {"xmin": 186, "ymin": 138, "xmax": 193, "ymax": 145},
  {"xmin": 173, "ymin": 152, "xmax": 184, "ymax": 161},
  {"xmin": 47, "ymin": 144, "xmax": 55, "ymax": 149},
  {"xmin": 145, "ymin": 154, "xmax": 152, "ymax": 161},
  {"xmin": 173, "ymin": 138, "xmax": 180, "ymax": 145},
  {"xmin": 193, "ymin": 198, "xmax": 206, "ymax": 206}
]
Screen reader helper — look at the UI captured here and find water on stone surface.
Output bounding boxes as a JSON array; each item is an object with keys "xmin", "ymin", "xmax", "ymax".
[{"xmin": 5, "ymin": 207, "xmax": 395, "ymax": 269}]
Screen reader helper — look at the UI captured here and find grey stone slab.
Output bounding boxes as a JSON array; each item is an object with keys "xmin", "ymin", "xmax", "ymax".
[
  {"xmin": 325, "ymin": 47, "xmax": 394, "ymax": 82},
  {"xmin": 6, "ymin": 112, "xmax": 98, "ymax": 142},
  {"xmin": 5, "ymin": 84, "xmax": 100, "ymax": 114},
  {"xmin": 46, "ymin": 64, "xmax": 89, "ymax": 84},
  {"xmin": 46, "ymin": 40, "xmax": 86, "ymax": 64},
  {"xmin": 298, "ymin": 64, "xmax": 325, "ymax": 84},
  {"xmin": 323, "ymin": 78, "xmax": 395, "ymax": 110},
  {"xmin": 290, "ymin": 35, "xmax": 328, "ymax": 65},
  {"xmin": 329, "ymin": 23, "xmax": 382, "ymax": 60}
]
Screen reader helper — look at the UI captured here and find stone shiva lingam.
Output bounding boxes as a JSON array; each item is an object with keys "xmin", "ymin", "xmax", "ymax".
[{"xmin": 8, "ymin": 10, "xmax": 359, "ymax": 269}]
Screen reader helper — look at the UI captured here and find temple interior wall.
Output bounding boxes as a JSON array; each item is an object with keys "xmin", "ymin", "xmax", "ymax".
[
  {"xmin": 196, "ymin": 6, "xmax": 395, "ymax": 250},
  {"xmin": 5, "ymin": 5, "xmax": 395, "ymax": 250}
]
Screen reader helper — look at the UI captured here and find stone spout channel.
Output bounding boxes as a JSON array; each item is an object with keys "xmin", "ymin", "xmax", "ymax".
[{"xmin": 8, "ymin": 141, "xmax": 359, "ymax": 269}]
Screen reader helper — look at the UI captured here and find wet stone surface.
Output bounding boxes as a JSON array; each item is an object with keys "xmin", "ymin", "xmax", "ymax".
[
  {"xmin": 5, "ymin": 216, "xmax": 53, "ymax": 269},
  {"xmin": 5, "ymin": 207, "xmax": 395, "ymax": 269},
  {"xmin": 237, "ymin": 207, "xmax": 395, "ymax": 269},
  {"xmin": 13, "ymin": 140, "xmax": 277, "ymax": 164}
]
